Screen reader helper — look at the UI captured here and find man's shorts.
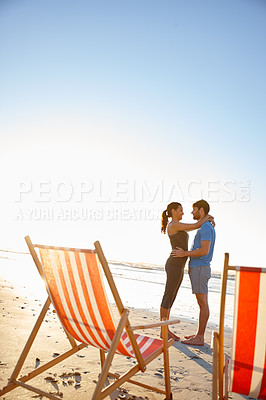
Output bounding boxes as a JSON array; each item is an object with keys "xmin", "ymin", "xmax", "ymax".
[{"xmin": 188, "ymin": 265, "xmax": 211, "ymax": 294}]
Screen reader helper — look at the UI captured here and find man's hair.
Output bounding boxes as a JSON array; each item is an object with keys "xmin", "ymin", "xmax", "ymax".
[{"xmin": 193, "ymin": 199, "xmax": 210, "ymax": 215}]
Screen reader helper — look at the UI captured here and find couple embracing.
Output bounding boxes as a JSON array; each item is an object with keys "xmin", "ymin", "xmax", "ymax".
[{"xmin": 160, "ymin": 199, "xmax": 216, "ymax": 346}]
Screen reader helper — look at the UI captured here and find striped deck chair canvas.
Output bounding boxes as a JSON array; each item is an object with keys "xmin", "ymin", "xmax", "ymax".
[
  {"xmin": 212, "ymin": 253, "xmax": 266, "ymax": 400},
  {"xmin": 0, "ymin": 236, "xmax": 179, "ymax": 400}
]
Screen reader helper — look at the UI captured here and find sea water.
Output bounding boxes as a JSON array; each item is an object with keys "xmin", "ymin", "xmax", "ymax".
[
  {"xmin": 107, "ymin": 261, "xmax": 235, "ymax": 329},
  {"xmin": 0, "ymin": 253, "xmax": 235, "ymax": 330}
]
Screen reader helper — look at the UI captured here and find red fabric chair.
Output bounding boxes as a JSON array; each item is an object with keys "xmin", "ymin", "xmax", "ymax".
[
  {"xmin": 0, "ymin": 236, "xmax": 179, "ymax": 400},
  {"xmin": 212, "ymin": 253, "xmax": 266, "ymax": 399}
]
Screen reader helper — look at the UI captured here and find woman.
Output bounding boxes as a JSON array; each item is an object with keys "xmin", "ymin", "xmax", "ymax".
[{"xmin": 160, "ymin": 201, "xmax": 213, "ymax": 340}]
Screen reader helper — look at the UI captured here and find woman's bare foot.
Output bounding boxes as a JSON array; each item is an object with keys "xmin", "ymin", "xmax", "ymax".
[
  {"xmin": 168, "ymin": 330, "xmax": 180, "ymax": 341},
  {"xmin": 184, "ymin": 334, "xmax": 196, "ymax": 339},
  {"xmin": 160, "ymin": 330, "xmax": 180, "ymax": 341}
]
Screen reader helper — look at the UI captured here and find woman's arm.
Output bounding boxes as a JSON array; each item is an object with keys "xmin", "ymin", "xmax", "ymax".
[{"xmin": 167, "ymin": 214, "xmax": 214, "ymax": 234}]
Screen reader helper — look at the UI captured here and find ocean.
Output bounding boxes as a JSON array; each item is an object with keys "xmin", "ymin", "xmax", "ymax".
[
  {"xmin": 0, "ymin": 252, "xmax": 235, "ymax": 330},
  {"xmin": 108, "ymin": 260, "xmax": 235, "ymax": 330}
]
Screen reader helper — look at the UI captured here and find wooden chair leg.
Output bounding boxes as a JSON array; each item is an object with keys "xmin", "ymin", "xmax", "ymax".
[
  {"xmin": 100, "ymin": 349, "xmax": 106, "ymax": 368},
  {"xmin": 224, "ymin": 354, "xmax": 229, "ymax": 400},
  {"xmin": 92, "ymin": 310, "xmax": 129, "ymax": 400},
  {"xmin": 9, "ymin": 296, "xmax": 51, "ymax": 382},
  {"xmin": 1, "ymin": 343, "xmax": 87, "ymax": 397},
  {"xmin": 162, "ymin": 320, "xmax": 172, "ymax": 400},
  {"xmin": 211, "ymin": 331, "xmax": 219, "ymax": 400}
]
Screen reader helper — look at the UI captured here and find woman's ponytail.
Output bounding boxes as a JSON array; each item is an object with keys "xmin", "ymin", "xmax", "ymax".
[
  {"xmin": 161, "ymin": 210, "xmax": 169, "ymax": 233},
  {"xmin": 161, "ymin": 202, "xmax": 182, "ymax": 234}
]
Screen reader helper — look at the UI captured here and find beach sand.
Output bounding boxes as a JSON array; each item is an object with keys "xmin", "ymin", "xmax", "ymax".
[{"xmin": 0, "ymin": 279, "xmax": 249, "ymax": 400}]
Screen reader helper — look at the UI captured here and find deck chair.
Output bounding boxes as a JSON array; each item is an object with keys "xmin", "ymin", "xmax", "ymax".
[
  {"xmin": 0, "ymin": 236, "xmax": 179, "ymax": 400},
  {"xmin": 212, "ymin": 253, "xmax": 266, "ymax": 400}
]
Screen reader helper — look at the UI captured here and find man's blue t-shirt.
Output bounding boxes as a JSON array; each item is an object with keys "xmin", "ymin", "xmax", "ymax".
[{"xmin": 189, "ymin": 221, "xmax": 216, "ymax": 268}]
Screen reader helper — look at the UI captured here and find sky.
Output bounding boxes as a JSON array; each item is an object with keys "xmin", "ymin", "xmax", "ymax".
[{"xmin": 0, "ymin": 0, "xmax": 266, "ymax": 272}]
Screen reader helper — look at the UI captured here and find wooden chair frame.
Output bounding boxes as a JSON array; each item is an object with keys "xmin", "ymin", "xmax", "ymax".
[
  {"xmin": 212, "ymin": 253, "xmax": 266, "ymax": 400},
  {"xmin": 211, "ymin": 252, "xmax": 230, "ymax": 400},
  {"xmin": 0, "ymin": 236, "xmax": 179, "ymax": 400}
]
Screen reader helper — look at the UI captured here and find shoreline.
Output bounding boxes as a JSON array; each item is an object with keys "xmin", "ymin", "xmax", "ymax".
[
  {"xmin": 0, "ymin": 255, "xmax": 235, "ymax": 329},
  {"xmin": 0, "ymin": 273, "xmax": 231, "ymax": 334},
  {"xmin": 0, "ymin": 278, "xmax": 242, "ymax": 400}
]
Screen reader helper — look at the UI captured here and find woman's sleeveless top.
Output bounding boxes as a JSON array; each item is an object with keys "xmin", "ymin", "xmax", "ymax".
[
  {"xmin": 166, "ymin": 230, "xmax": 189, "ymax": 268},
  {"xmin": 169, "ymin": 230, "xmax": 188, "ymax": 251}
]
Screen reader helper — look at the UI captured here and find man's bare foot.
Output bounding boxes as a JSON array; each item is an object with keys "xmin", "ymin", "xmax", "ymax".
[{"xmin": 181, "ymin": 336, "xmax": 204, "ymax": 346}]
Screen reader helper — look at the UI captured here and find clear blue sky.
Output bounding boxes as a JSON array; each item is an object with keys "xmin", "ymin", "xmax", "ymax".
[{"xmin": 1, "ymin": 0, "xmax": 266, "ymax": 270}]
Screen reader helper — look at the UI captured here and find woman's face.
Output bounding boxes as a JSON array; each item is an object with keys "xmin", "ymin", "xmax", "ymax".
[{"xmin": 173, "ymin": 205, "xmax": 184, "ymax": 221}]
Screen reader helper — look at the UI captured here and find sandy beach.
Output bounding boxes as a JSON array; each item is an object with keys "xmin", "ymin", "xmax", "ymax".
[{"xmin": 0, "ymin": 277, "xmax": 251, "ymax": 400}]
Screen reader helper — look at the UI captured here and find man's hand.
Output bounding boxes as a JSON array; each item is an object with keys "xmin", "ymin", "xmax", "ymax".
[{"xmin": 171, "ymin": 247, "xmax": 186, "ymax": 257}]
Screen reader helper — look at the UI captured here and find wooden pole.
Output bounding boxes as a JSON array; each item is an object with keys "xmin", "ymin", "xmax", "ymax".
[
  {"xmin": 218, "ymin": 253, "xmax": 229, "ymax": 399},
  {"xmin": 25, "ymin": 235, "xmax": 46, "ymax": 281},
  {"xmin": 94, "ymin": 241, "xmax": 124, "ymax": 314},
  {"xmin": 100, "ymin": 349, "xmax": 106, "ymax": 368},
  {"xmin": 92, "ymin": 309, "xmax": 129, "ymax": 400},
  {"xmin": 1, "ymin": 343, "xmax": 87, "ymax": 397},
  {"xmin": 12, "ymin": 381, "xmax": 60, "ymax": 400},
  {"xmin": 212, "ymin": 331, "xmax": 219, "ymax": 400},
  {"xmin": 9, "ymin": 297, "xmax": 51, "ymax": 382},
  {"xmin": 162, "ymin": 318, "xmax": 172, "ymax": 400},
  {"xmin": 25, "ymin": 236, "xmax": 77, "ymax": 348},
  {"xmin": 94, "ymin": 240, "xmax": 146, "ymax": 372}
]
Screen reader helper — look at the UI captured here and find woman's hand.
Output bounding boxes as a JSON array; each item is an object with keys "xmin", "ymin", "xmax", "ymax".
[{"xmin": 207, "ymin": 214, "xmax": 215, "ymax": 227}]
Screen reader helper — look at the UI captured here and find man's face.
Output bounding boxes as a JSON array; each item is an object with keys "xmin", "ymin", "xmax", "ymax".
[{"xmin": 191, "ymin": 206, "xmax": 201, "ymax": 220}]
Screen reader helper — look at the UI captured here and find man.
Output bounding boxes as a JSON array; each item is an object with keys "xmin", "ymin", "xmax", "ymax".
[{"xmin": 171, "ymin": 199, "xmax": 216, "ymax": 346}]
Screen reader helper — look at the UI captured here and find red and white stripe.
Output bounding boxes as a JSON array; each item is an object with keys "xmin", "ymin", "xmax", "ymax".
[
  {"xmin": 230, "ymin": 267, "xmax": 266, "ymax": 399},
  {"xmin": 39, "ymin": 248, "xmax": 163, "ymax": 361},
  {"xmin": 121, "ymin": 331, "xmax": 163, "ymax": 359}
]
